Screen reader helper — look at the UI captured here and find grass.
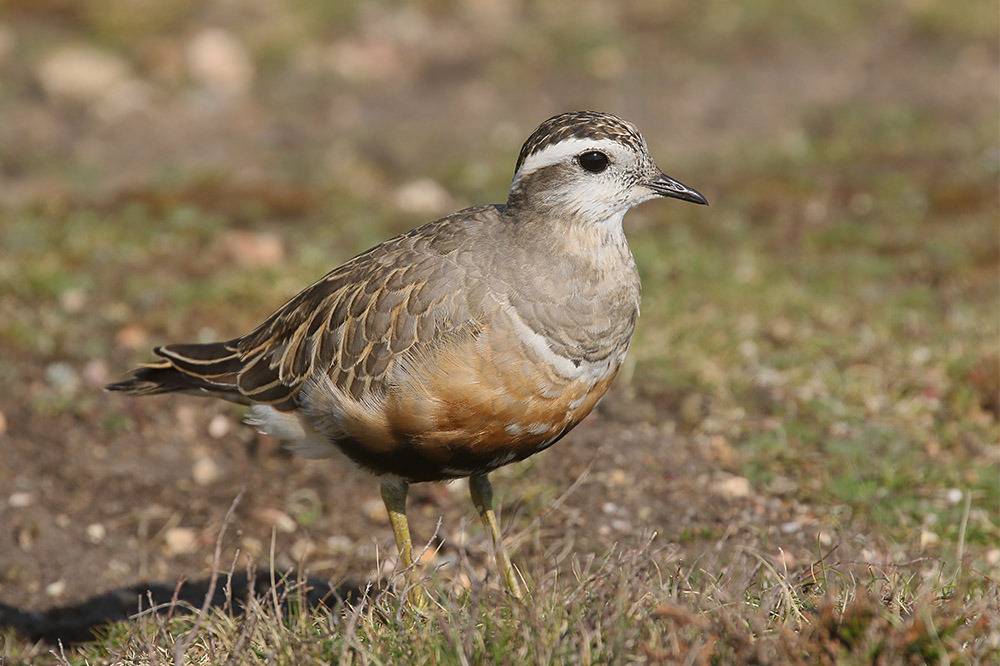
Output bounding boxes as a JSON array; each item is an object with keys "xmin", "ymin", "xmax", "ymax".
[
  {"xmin": 1, "ymin": 0, "xmax": 998, "ymax": 663},
  {"xmin": 8, "ymin": 527, "xmax": 996, "ymax": 665}
]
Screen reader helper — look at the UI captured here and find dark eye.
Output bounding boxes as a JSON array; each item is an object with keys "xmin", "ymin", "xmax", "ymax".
[{"xmin": 577, "ymin": 151, "xmax": 609, "ymax": 173}]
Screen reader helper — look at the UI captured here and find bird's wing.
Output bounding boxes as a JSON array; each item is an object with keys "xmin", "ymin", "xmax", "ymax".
[{"xmin": 150, "ymin": 207, "xmax": 500, "ymax": 410}]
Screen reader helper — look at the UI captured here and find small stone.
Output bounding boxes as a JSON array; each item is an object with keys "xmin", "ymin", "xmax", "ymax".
[
  {"xmin": 609, "ymin": 469, "xmax": 628, "ymax": 486},
  {"xmin": 114, "ymin": 324, "xmax": 148, "ymax": 350},
  {"xmin": 779, "ymin": 521, "xmax": 801, "ymax": 534},
  {"xmin": 909, "ymin": 346, "xmax": 932, "ymax": 365},
  {"xmin": 8, "ymin": 491, "xmax": 33, "ymax": 508},
  {"xmin": 706, "ymin": 435, "xmax": 737, "ymax": 466},
  {"xmin": 986, "ymin": 549, "xmax": 1000, "ymax": 566},
  {"xmin": 394, "ymin": 179, "xmax": 451, "ymax": 216},
  {"xmin": 326, "ymin": 535, "xmax": 354, "ymax": 553},
  {"xmin": 417, "ymin": 545, "xmax": 440, "ymax": 565},
  {"xmin": 611, "ymin": 519, "xmax": 631, "ymax": 532},
  {"xmin": 207, "ymin": 414, "xmax": 231, "ymax": 439},
  {"xmin": 919, "ymin": 530, "xmax": 940, "ymax": 550},
  {"xmin": 45, "ymin": 362, "xmax": 80, "ymax": 393},
  {"xmin": 945, "ymin": 488, "xmax": 964, "ymax": 505},
  {"xmin": 86, "ymin": 523, "xmax": 106, "ymax": 543},
  {"xmin": 220, "ymin": 231, "xmax": 284, "ymax": 268},
  {"xmin": 768, "ymin": 318, "xmax": 795, "ymax": 343},
  {"xmin": 55, "ymin": 514, "xmax": 71, "ymax": 528},
  {"xmin": 710, "ymin": 474, "xmax": 753, "ymax": 500},
  {"xmin": 257, "ymin": 508, "xmax": 297, "ymax": 533},
  {"xmin": 773, "ymin": 549, "xmax": 796, "ymax": 570},
  {"xmin": 601, "ymin": 502, "xmax": 618, "ymax": 515},
  {"xmin": 59, "ymin": 287, "xmax": 87, "ymax": 312},
  {"xmin": 81, "ymin": 359, "xmax": 109, "ymax": 387},
  {"xmin": 453, "ymin": 572, "xmax": 472, "ymax": 592},
  {"xmin": 46, "ymin": 580, "xmax": 67, "ymax": 597},
  {"xmin": 36, "ymin": 44, "xmax": 131, "ymax": 105},
  {"xmin": 192, "ymin": 456, "xmax": 220, "ymax": 486},
  {"xmin": 186, "ymin": 29, "xmax": 255, "ymax": 96},
  {"xmin": 164, "ymin": 527, "xmax": 198, "ymax": 555},
  {"xmin": 362, "ymin": 498, "xmax": 389, "ymax": 525},
  {"xmin": 290, "ymin": 538, "xmax": 314, "ymax": 562},
  {"xmin": 241, "ymin": 537, "xmax": 264, "ymax": 557}
]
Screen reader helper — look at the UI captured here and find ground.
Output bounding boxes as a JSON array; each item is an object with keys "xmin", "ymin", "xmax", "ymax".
[{"xmin": 0, "ymin": 1, "xmax": 997, "ymax": 663}]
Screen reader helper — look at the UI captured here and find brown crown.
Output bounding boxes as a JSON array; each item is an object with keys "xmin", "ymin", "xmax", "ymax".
[{"xmin": 513, "ymin": 111, "xmax": 647, "ymax": 174}]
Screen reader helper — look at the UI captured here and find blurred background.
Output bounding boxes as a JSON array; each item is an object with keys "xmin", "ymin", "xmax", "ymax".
[{"xmin": 0, "ymin": 0, "xmax": 997, "ymax": 655}]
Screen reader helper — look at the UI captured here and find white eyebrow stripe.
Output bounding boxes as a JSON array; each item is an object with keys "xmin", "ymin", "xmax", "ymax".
[{"xmin": 512, "ymin": 137, "xmax": 624, "ymax": 185}]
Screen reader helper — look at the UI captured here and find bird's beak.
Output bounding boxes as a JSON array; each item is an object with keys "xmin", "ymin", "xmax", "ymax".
[{"xmin": 646, "ymin": 172, "xmax": 708, "ymax": 205}]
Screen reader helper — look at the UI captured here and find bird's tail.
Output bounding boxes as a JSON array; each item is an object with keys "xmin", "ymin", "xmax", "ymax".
[{"xmin": 106, "ymin": 341, "xmax": 249, "ymax": 404}]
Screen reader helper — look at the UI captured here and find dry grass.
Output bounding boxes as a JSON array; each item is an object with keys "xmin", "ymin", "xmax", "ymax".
[
  {"xmin": 0, "ymin": 1, "xmax": 997, "ymax": 664},
  {"xmin": 9, "ymin": 516, "xmax": 995, "ymax": 665}
]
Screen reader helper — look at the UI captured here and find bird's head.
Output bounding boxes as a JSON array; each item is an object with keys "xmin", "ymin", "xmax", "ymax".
[{"xmin": 507, "ymin": 111, "xmax": 707, "ymax": 225}]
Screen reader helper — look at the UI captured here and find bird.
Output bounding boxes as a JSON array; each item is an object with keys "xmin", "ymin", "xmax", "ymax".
[{"xmin": 107, "ymin": 111, "xmax": 707, "ymax": 601}]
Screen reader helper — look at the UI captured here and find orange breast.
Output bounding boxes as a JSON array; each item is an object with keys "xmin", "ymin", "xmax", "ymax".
[{"xmin": 361, "ymin": 326, "xmax": 621, "ymax": 480}]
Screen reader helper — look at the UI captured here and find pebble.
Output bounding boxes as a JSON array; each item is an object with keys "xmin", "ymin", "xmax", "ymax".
[
  {"xmin": 207, "ymin": 414, "xmax": 231, "ymax": 439},
  {"xmin": 710, "ymin": 474, "xmax": 753, "ymax": 500},
  {"xmin": 115, "ymin": 324, "xmax": 148, "ymax": 350},
  {"xmin": 8, "ymin": 491, "xmax": 33, "ymax": 508},
  {"xmin": 192, "ymin": 456, "xmax": 221, "ymax": 486},
  {"xmin": 257, "ymin": 508, "xmax": 297, "ymax": 533},
  {"xmin": 362, "ymin": 498, "xmax": 389, "ymax": 525},
  {"xmin": 326, "ymin": 535, "xmax": 354, "ymax": 554},
  {"xmin": 36, "ymin": 44, "xmax": 131, "ymax": 105},
  {"xmin": 394, "ymin": 178, "xmax": 451, "ymax": 216},
  {"xmin": 919, "ymin": 529, "xmax": 940, "ymax": 550},
  {"xmin": 289, "ymin": 538, "xmax": 314, "ymax": 562},
  {"xmin": 86, "ymin": 523, "xmax": 106, "ymax": 543},
  {"xmin": 59, "ymin": 287, "xmax": 87, "ymax": 312},
  {"xmin": 240, "ymin": 537, "xmax": 264, "ymax": 557},
  {"xmin": 779, "ymin": 521, "xmax": 801, "ymax": 534},
  {"xmin": 945, "ymin": 488, "xmax": 964, "ymax": 505},
  {"xmin": 186, "ymin": 29, "xmax": 255, "ymax": 96},
  {"xmin": 45, "ymin": 361, "xmax": 80, "ymax": 393},
  {"xmin": 81, "ymin": 359, "xmax": 109, "ymax": 387},
  {"xmin": 45, "ymin": 580, "xmax": 67, "ymax": 598},
  {"xmin": 220, "ymin": 230, "xmax": 284, "ymax": 268},
  {"xmin": 773, "ymin": 549, "xmax": 796, "ymax": 570},
  {"xmin": 417, "ymin": 545, "xmax": 440, "ymax": 565},
  {"xmin": 164, "ymin": 527, "xmax": 198, "ymax": 555},
  {"xmin": 610, "ymin": 519, "xmax": 632, "ymax": 532}
]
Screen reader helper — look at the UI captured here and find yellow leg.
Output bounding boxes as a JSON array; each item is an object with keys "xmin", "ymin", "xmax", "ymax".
[
  {"xmin": 380, "ymin": 479, "xmax": 424, "ymax": 604},
  {"xmin": 469, "ymin": 474, "xmax": 525, "ymax": 600}
]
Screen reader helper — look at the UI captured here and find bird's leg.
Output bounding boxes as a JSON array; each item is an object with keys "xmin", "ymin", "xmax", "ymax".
[
  {"xmin": 380, "ymin": 479, "xmax": 424, "ymax": 604},
  {"xmin": 469, "ymin": 474, "xmax": 524, "ymax": 600}
]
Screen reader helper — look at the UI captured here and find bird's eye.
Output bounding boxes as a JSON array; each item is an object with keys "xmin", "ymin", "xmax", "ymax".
[{"xmin": 577, "ymin": 151, "xmax": 609, "ymax": 173}]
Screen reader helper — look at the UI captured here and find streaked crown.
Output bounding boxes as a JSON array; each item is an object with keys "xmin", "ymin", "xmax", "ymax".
[{"xmin": 514, "ymin": 111, "xmax": 647, "ymax": 175}]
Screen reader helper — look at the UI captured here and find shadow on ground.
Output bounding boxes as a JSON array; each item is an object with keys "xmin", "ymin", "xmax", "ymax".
[{"xmin": 0, "ymin": 574, "xmax": 363, "ymax": 645}]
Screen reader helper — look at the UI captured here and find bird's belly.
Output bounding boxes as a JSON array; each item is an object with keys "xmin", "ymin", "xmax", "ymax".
[
  {"xmin": 376, "ymin": 357, "xmax": 621, "ymax": 481},
  {"xmin": 345, "ymin": 326, "xmax": 624, "ymax": 480}
]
